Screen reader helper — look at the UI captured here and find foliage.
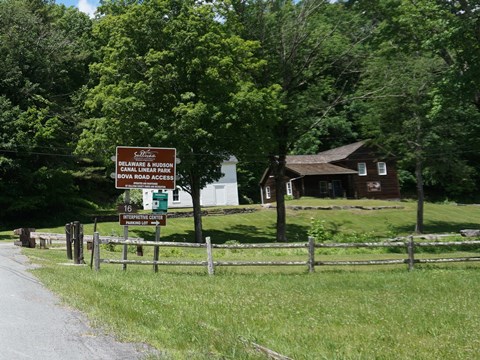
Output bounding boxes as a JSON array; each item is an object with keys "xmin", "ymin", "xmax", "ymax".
[
  {"xmin": 101, "ymin": 243, "xmax": 117, "ymax": 252},
  {"xmin": 233, "ymin": 0, "xmax": 368, "ymax": 241},
  {"xmin": 308, "ymin": 217, "xmax": 381, "ymax": 245},
  {"xmin": 2, "ymin": 0, "xmax": 480, "ymax": 238},
  {"xmin": 307, "ymin": 219, "xmax": 333, "ymax": 243},
  {"xmin": 78, "ymin": 0, "xmax": 280, "ymax": 242},
  {"xmin": 0, "ymin": 0, "xmax": 95, "ymax": 227},
  {"xmin": 353, "ymin": 0, "xmax": 480, "ymax": 201},
  {"xmin": 117, "ymin": 188, "xmax": 143, "ymax": 207}
]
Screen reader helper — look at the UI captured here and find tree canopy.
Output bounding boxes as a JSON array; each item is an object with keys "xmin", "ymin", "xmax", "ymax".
[
  {"xmin": 0, "ymin": 0, "xmax": 94, "ymax": 226},
  {"xmin": 2, "ymin": 0, "xmax": 480, "ymax": 236},
  {"xmin": 78, "ymin": 0, "xmax": 280, "ymax": 242}
]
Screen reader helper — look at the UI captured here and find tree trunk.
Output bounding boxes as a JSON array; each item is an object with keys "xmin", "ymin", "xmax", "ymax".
[
  {"xmin": 272, "ymin": 154, "xmax": 288, "ymax": 242},
  {"xmin": 415, "ymin": 156, "xmax": 424, "ymax": 234},
  {"xmin": 190, "ymin": 177, "xmax": 204, "ymax": 243}
]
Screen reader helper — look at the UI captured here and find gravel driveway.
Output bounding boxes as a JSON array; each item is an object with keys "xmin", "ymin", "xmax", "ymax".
[{"xmin": 0, "ymin": 242, "xmax": 159, "ymax": 360}]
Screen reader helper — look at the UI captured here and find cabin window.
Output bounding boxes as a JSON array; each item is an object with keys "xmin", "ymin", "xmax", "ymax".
[
  {"xmin": 358, "ymin": 162, "xmax": 367, "ymax": 176},
  {"xmin": 265, "ymin": 186, "xmax": 271, "ymax": 199},
  {"xmin": 377, "ymin": 162, "xmax": 387, "ymax": 175},
  {"xmin": 172, "ymin": 188, "xmax": 180, "ymax": 202},
  {"xmin": 286, "ymin": 181, "xmax": 292, "ymax": 196}
]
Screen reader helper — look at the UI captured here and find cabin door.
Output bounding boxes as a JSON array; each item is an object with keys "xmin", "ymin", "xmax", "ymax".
[
  {"xmin": 332, "ymin": 180, "xmax": 343, "ymax": 198},
  {"xmin": 319, "ymin": 181, "xmax": 329, "ymax": 197}
]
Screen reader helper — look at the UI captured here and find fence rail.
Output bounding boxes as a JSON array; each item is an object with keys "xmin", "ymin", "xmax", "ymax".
[
  {"xmin": 30, "ymin": 232, "xmax": 144, "ymax": 244},
  {"xmin": 92, "ymin": 233, "xmax": 480, "ymax": 274}
]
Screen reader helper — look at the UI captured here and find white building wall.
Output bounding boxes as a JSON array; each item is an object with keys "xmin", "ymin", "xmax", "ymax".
[{"xmin": 143, "ymin": 158, "xmax": 239, "ymax": 209}]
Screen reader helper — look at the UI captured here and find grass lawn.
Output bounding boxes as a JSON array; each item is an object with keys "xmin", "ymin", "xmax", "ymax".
[
  {"xmin": 4, "ymin": 198, "xmax": 480, "ymax": 243},
  {"xmin": 23, "ymin": 247, "xmax": 480, "ymax": 359},
  {"xmin": 3, "ymin": 199, "xmax": 480, "ymax": 359}
]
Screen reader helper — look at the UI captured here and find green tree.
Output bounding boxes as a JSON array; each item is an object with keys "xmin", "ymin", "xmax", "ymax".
[
  {"xmin": 357, "ymin": 54, "xmax": 444, "ymax": 233},
  {"xmin": 78, "ymin": 0, "xmax": 279, "ymax": 242},
  {"xmin": 232, "ymin": 0, "xmax": 366, "ymax": 241},
  {"xmin": 353, "ymin": 0, "xmax": 480, "ymax": 232},
  {"xmin": 0, "ymin": 0, "xmax": 94, "ymax": 226}
]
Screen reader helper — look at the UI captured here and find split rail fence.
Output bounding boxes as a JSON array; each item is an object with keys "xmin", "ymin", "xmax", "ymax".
[{"xmin": 92, "ymin": 233, "xmax": 480, "ymax": 274}]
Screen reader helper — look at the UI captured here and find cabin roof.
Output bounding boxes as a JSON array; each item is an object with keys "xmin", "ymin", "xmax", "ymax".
[{"xmin": 287, "ymin": 163, "xmax": 358, "ymax": 176}]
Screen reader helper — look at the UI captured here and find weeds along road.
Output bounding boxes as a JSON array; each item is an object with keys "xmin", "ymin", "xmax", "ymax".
[{"xmin": 0, "ymin": 242, "xmax": 157, "ymax": 360}]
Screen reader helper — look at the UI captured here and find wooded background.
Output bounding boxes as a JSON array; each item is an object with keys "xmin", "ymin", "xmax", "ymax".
[{"xmin": 1, "ymin": 0, "xmax": 480, "ymax": 232}]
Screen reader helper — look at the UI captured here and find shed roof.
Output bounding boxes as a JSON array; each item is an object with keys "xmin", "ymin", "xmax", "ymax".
[
  {"xmin": 259, "ymin": 141, "xmax": 367, "ymax": 184},
  {"xmin": 316, "ymin": 140, "xmax": 366, "ymax": 162},
  {"xmin": 285, "ymin": 154, "xmax": 328, "ymax": 164},
  {"xmin": 287, "ymin": 163, "xmax": 358, "ymax": 176}
]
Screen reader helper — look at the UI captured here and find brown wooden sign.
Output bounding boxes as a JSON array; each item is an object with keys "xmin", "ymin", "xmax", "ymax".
[
  {"xmin": 115, "ymin": 146, "xmax": 176, "ymax": 189},
  {"xmin": 119, "ymin": 213, "xmax": 167, "ymax": 226}
]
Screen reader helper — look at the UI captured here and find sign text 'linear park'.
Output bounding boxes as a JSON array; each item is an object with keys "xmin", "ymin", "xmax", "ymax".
[{"xmin": 115, "ymin": 146, "xmax": 176, "ymax": 190}]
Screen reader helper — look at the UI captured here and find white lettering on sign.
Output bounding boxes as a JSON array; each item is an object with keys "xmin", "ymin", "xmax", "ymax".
[
  {"xmin": 119, "ymin": 213, "xmax": 166, "ymax": 226},
  {"xmin": 118, "ymin": 161, "xmax": 146, "ymax": 167},
  {"xmin": 117, "ymin": 174, "xmax": 133, "ymax": 179},
  {"xmin": 151, "ymin": 175, "xmax": 174, "ymax": 180},
  {"xmin": 134, "ymin": 174, "xmax": 150, "ymax": 180},
  {"xmin": 116, "ymin": 147, "xmax": 176, "ymax": 189},
  {"xmin": 134, "ymin": 149, "xmax": 157, "ymax": 162},
  {"xmin": 152, "ymin": 163, "xmax": 174, "ymax": 168},
  {"xmin": 137, "ymin": 167, "xmax": 156, "ymax": 173}
]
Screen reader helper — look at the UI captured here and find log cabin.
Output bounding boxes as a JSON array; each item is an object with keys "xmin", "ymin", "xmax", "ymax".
[{"xmin": 260, "ymin": 141, "xmax": 401, "ymax": 203}]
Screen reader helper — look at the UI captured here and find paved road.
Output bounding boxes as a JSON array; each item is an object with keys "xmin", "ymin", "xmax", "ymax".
[{"xmin": 0, "ymin": 242, "xmax": 157, "ymax": 360}]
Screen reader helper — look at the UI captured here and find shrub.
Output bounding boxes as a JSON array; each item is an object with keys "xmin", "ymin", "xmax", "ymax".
[
  {"xmin": 335, "ymin": 231, "xmax": 380, "ymax": 243},
  {"xmin": 308, "ymin": 219, "xmax": 333, "ymax": 243},
  {"xmin": 101, "ymin": 243, "xmax": 117, "ymax": 252}
]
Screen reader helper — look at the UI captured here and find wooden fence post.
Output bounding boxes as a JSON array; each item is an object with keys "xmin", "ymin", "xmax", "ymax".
[
  {"xmin": 79, "ymin": 223, "xmax": 84, "ymax": 263},
  {"xmin": 206, "ymin": 237, "xmax": 214, "ymax": 276},
  {"xmin": 122, "ymin": 190, "xmax": 130, "ymax": 271},
  {"xmin": 153, "ymin": 225, "xmax": 160, "ymax": 273},
  {"xmin": 65, "ymin": 223, "xmax": 73, "ymax": 260},
  {"xmin": 407, "ymin": 235, "xmax": 415, "ymax": 271},
  {"xmin": 73, "ymin": 221, "xmax": 81, "ymax": 264},
  {"xmin": 94, "ymin": 232, "xmax": 100, "ymax": 272},
  {"xmin": 308, "ymin": 237, "xmax": 315, "ymax": 273}
]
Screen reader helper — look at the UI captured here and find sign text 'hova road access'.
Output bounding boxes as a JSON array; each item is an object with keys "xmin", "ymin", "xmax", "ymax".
[{"xmin": 115, "ymin": 146, "xmax": 176, "ymax": 190}]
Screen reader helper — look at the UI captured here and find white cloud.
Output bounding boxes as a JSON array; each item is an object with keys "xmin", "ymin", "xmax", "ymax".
[{"xmin": 78, "ymin": 0, "xmax": 96, "ymax": 18}]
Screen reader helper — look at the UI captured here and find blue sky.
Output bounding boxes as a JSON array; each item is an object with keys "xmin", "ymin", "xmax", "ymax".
[{"xmin": 57, "ymin": 0, "xmax": 98, "ymax": 17}]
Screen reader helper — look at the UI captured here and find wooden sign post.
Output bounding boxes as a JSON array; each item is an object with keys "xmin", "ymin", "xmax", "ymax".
[{"xmin": 114, "ymin": 146, "xmax": 176, "ymax": 272}]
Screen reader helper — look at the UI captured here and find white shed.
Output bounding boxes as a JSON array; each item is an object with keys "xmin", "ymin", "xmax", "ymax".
[{"xmin": 143, "ymin": 157, "xmax": 239, "ymax": 209}]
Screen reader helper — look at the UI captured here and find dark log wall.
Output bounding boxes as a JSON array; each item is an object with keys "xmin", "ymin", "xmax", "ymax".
[
  {"xmin": 260, "ymin": 145, "xmax": 401, "ymax": 203},
  {"xmin": 334, "ymin": 146, "xmax": 401, "ymax": 200}
]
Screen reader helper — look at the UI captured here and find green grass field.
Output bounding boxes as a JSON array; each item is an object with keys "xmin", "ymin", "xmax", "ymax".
[
  {"xmin": 4, "ymin": 198, "xmax": 480, "ymax": 243},
  {"xmin": 3, "ymin": 199, "xmax": 480, "ymax": 359}
]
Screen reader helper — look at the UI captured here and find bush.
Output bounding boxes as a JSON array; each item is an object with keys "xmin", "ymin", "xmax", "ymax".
[
  {"xmin": 308, "ymin": 219, "xmax": 333, "ymax": 243},
  {"xmin": 101, "ymin": 243, "xmax": 117, "ymax": 252},
  {"xmin": 117, "ymin": 188, "xmax": 144, "ymax": 207},
  {"xmin": 309, "ymin": 218, "xmax": 381, "ymax": 245},
  {"xmin": 335, "ymin": 231, "xmax": 380, "ymax": 243}
]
